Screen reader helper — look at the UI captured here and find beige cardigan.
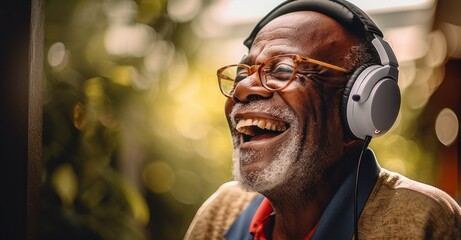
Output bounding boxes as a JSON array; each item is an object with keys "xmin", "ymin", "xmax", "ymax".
[{"xmin": 185, "ymin": 169, "xmax": 461, "ymax": 239}]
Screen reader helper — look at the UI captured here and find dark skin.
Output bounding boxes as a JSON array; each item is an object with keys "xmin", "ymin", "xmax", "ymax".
[{"xmin": 225, "ymin": 12, "xmax": 365, "ymax": 239}]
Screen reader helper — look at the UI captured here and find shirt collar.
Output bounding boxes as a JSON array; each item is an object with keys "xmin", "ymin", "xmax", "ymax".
[
  {"xmin": 249, "ymin": 198, "xmax": 273, "ymax": 239},
  {"xmin": 249, "ymin": 198, "xmax": 318, "ymax": 240}
]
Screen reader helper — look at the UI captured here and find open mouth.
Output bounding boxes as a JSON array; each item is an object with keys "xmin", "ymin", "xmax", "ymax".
[{"xmin": 236, "ymin": 117, "xmax": 289, "ymax": 143}]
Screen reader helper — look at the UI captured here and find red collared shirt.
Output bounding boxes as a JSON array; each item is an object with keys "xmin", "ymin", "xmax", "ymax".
[{"xmin": 249, "ymin": 198, "xmax": 317, "ymax": 240}]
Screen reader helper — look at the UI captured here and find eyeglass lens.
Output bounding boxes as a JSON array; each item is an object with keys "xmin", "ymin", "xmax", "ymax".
[{"xmin": 219, "ymin": 56, "xmax": 297, "ymax": 96}]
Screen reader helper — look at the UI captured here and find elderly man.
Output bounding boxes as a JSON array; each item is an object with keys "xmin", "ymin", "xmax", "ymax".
[{"xmin": 185, "ymin": 0, "xmax": 461, "ymax": 239}]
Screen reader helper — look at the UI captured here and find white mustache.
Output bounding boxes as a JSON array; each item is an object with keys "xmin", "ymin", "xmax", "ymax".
[{"xmin": 229, "ymin": 102, "xmax": 296, "ymax": 128}]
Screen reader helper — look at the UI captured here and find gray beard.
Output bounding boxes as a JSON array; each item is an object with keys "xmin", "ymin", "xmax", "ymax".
[
  {"xmin": 231, "ymin": 112, "xmax": 328, "ymax": 200},
  {"xmin": 232, "ymin": 137, "xmax": 299, "ymax": 193}
]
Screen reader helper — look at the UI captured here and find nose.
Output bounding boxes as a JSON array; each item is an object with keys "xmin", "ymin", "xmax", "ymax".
[{"xmin": 232, "ymin": 73, "xmax": 273, "ymax": 103}]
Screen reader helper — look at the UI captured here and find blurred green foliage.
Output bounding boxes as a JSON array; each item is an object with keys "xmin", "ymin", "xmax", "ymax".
[
  {"xmin": 42, "ymin": 0, "xmax": 231, "ymax": 239},
  {"xmin": 41, "ymin": 0, "xmax": 454, "ymax": 239}
]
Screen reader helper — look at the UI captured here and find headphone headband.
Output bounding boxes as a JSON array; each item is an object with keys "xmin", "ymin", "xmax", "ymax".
[{"xmin": 243, "ymin": 0, "xmax": 383, "ymax": 49}]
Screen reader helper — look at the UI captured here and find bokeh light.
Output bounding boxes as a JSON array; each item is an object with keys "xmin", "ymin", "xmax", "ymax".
[
  {"xmin": 143, "ymin": 161, "xmax": 175, "ymax": 193},
  {"xmin": 435, "ymin": 108, "xmax": 459, "ymax": 146},
  {"xmin": 47, "ymin": 42, "xmax": 69, "ymax": 70}
]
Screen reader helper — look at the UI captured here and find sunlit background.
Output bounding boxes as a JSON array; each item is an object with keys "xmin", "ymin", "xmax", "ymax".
[{"xmin": 42, "ymin": 0, "xmax": 460, "ymax": 239}]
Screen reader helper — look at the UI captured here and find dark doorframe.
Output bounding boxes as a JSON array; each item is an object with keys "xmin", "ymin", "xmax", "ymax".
[
  {"xmin": 433, "ymin": 0, "xmax": 461, "ymax": 201},
  {"xmin": 0, "ymin": 0, "xmax": 43, "ymax": 239}
]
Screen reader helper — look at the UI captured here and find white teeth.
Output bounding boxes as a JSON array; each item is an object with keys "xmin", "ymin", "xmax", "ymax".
[
  {"xmin": 235, "ymin": 118, "xmax": 288, "ymax": 136},
  {"xmin": 236, "ymin": 119, "xmax": 251, "ymax": 130},
  {"xmin": 266, "ymin": 122, "xmax": 272, "ymax": 130},
  {"xmin": 257, "ymin": 121, "xmax": 265, "ymax": 129}
]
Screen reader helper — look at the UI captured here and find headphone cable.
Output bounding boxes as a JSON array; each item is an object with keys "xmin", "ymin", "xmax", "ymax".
[{"xmin": 354, "ymin": 135, "xmax": 372, "ymax": 240}]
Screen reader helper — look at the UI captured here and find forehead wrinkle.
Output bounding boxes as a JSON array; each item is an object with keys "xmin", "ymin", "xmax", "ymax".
[
  {"xmin": 250, "ymin": 30, "xmax": 299, "ymax": 64},
  {"xmin": 253, "ymin": 25, "xmax": 297, "ymax": 48},
  {"xmin": 250, "ymin": 46, "xmax": 292, "ymax": 64}
]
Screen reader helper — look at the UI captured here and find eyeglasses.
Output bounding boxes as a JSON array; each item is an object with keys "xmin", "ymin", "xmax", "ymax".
[{"xmin": 217, "ymin": 54, "xmax": 350, "ymax": 97}]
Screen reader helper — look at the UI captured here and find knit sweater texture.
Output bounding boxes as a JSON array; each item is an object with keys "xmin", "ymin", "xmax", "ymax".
[{"xmin": 185, "ymin": 169, "xmax": 461, "ymax": 239}]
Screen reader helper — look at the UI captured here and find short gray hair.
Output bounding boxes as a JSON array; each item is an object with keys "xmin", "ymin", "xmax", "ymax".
[{"xmin": 344, "ymin": 39, "xmax": 381, "ymax": 71}]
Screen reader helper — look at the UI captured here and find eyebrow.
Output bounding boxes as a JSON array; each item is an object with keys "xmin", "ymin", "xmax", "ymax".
[{"xmin": 241, "ymin": 48, "xmax": 290, "ymax": 65}]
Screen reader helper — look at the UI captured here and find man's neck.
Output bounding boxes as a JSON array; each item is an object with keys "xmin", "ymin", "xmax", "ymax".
[
  {"xmin": 270, "ymin": 194, "xmax": 326, "ymax": 239},
  {"xmin": 264, "ymin": 146, "xmax": 361, "ymax": 239}
]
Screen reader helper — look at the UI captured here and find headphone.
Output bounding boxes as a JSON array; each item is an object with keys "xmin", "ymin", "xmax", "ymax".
[{"xmin": 243, "ymin": 0, "xmax": 401, "ymax": 140}]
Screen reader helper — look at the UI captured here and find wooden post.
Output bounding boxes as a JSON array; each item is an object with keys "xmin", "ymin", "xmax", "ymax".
[{"xmin": 0, "ymin": 0, "xmax": 43, "ymax": 239}]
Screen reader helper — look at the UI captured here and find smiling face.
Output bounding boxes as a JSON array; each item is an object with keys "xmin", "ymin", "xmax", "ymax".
[{"xmin": 225, "ymin": 11, "xmax": 362, "ymax": 195}]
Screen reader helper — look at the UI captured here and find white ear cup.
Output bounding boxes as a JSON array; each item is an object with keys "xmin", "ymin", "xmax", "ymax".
[{"xmin": 346, "ymin": 65, "xmax": 400, "ymax": 139}]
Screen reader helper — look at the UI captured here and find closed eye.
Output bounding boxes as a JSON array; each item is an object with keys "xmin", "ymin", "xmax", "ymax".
[{"xmin": 268, "ymin": 63, "xmax": 293, "ymax": 81}]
